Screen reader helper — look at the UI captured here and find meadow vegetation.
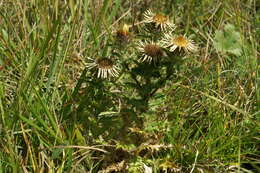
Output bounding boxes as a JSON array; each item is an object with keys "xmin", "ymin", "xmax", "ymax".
[{"xmin": 0, "ymin": 0, "xmax": 259, "ymax": 172}]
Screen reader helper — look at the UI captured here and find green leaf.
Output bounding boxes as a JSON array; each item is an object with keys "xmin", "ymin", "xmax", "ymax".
[{"xmin": 213, "ymin": 24, "xmax": 242, "ymax": 56}]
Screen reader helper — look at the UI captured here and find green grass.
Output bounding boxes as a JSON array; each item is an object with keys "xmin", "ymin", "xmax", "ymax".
[{"xmin": 0, "ymin": 0, "xmax": 259, "ymax": 172}]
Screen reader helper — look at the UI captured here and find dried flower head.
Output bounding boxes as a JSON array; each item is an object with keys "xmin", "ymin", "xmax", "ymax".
[
  {"xmin": 86, "ymin": 57, "xmax": 119, "ymax": 78},
  {"xmin": 143, "ymin": 9, "xmax": 175, "ymax": 31},
  {"xmin": 162, "ymin": 34, "xmax": 198, "ymax": 53},
  {"xmin": 115, "ymin": 24, "xmax": 131, "ymax": 42},
  {"xmin": 138, "ymin": 41, "xmax": 164, "ymax": 63}
]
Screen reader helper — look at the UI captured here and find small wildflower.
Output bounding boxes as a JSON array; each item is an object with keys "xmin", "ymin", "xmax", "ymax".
[
  {"xmin": 162, "ymin": 34, "xmax": 197, "ymax": 53},
  {"xmin": 143, "ymin": 9, "xmax": 175, "ymax": 31},
  {"xmin": 138, "ymin": 40, "xmax": 164, "ymax": 63},
  {"xmin": 86, "ymin": 57, "xmax": 119, "ymax": 78},
  {"xmin": 115, "ymin": 24, "xmax": 131, "ymax": 42}
]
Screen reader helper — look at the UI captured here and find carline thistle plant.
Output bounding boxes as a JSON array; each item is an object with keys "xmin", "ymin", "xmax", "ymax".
[
  {"xmin": 83, "ymin": 8, "xmax": 199, "ymax": 149},
  {"xmin": 86, "ymin": 9, "xmax": 198, "ymax": 78}
]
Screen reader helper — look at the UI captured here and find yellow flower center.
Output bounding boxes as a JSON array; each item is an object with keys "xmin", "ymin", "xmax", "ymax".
[
  {"xmin": 172, "ymin": 36, "xmax": 189, "ymax": 47},
  {"xmin": 96, "ymin": 58, "xmax": 114, "ymax": 69},
  {"xmin": 144, "ymin": 44, "xmax": 163, "ymax": 57},
  {"xmin": 153, "ymin": 14, "xmax": 167, "ymax": 24}
]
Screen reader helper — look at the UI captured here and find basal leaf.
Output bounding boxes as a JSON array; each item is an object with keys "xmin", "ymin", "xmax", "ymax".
[{"xmin": 213, "ymin": 23, "xmax": 242, "ymax": 56}]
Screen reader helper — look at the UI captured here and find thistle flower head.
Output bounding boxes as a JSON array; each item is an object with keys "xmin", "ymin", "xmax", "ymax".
[
  {"xmin": 162, "ymin": 34, "xmax": 198, "ymax": 53},
  {"xmin": 86, "ymin": 57, "xmax": 119, "ymax": 78},
  {"xmin": 138, "ymin": 40, "xmax": 164, "ymax": 63},
  {"xmin": 143, "ymin": 9, "xmax": 175, "ymax": 31},
  {"xmin": 115, "ymin": 24, "xmax": 131, "ymax": 42}
]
